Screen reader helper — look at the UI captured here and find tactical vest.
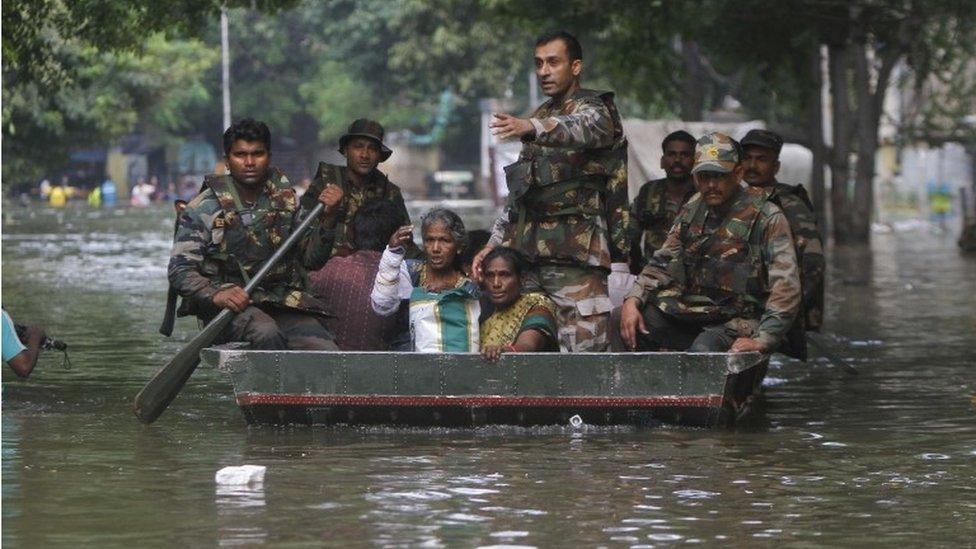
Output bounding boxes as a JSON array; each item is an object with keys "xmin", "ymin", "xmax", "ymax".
[
  {"xmin": 639, "ymin": 179, "xmax": 696, "ymax": 255},
  {"xmin": 160, "ymin": 171, "xmax": 314, "ymax": 335},
  {"xmin": 504, "ymin": 89, "xmax": 625, "ymax": 262},
  {"xmin": 309, "ymin": 162, "xmax": 396, "ymax": 257},
  {"xmin": 654, "ymin": 186, "xmax": 768, "ymax": 323},
  {"xmin": 769, "ymin": 181, "xmax": 823, "ymax": 333}
]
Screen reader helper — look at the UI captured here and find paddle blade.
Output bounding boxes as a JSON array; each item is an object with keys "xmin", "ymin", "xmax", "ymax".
[{"xmin": 133, "ymin": 311, "xmax": 233, "ymax": 423}]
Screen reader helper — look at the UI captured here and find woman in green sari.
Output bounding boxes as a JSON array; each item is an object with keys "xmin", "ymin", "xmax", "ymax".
[{"xmin": 479, "ymin": 247, "xmax": 558, "ymax": 361}]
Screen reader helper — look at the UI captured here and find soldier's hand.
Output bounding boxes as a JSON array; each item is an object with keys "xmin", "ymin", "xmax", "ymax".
[
  {"xmin": 619, "ymin": 297, "xmax": 649, "ymax": 351},
  {"xmin": 730, "ymin": 337, "xmax": 764, "ymax": 354},
  {"xmin": 388, "ymin": 225, "xmax": 414, "ymax": 249},
  {"xmin": 470, "ymin": 244, "xmax": 495, "ymax": 283},
  {"xmin": 490, "ymin": 113, "xmax": 535, "ymax": 140},
  {"xmin": 213, "ymin": 286, "xmax": 251, "ymax": 313},
  {"xmin": 318, "ymin": 183, "xmax": 344, "ymax": 215}
]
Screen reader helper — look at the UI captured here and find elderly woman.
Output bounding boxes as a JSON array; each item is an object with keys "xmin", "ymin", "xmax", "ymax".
[
  {"xmin": 479, "ymin": 247, "xmax": 558, "ymax": 362},
  {"xmin": 371, "ymin": 207, "xmax": 480, "ymax": 352}
]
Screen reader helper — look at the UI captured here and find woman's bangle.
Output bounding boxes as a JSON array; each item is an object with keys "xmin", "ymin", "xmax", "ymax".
[{"xmin": 504, "ymin": 344, "xmax": 518, "ymax": 353}]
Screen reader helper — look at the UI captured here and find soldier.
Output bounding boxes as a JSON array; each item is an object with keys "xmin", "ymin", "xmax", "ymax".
[
  {"xmin": 740, "ymin": 129, "xmax": 825, "ymax": 358},
  {"xmin": 472, "ymin": 30, "xmax": 630, "ymax": 352},
  {"xmin": 629, "ymin": 130, "xmax": 698, "ymax": 272},
  {"xmin": 167, "ymin": 118, "xmax": 337, "ymax": 350},
  {"xmin": 617, "ymin": 132, "xmax": 801, "ymax": 354},
  {"xmin": 301, "ymin": 118, "xmax": 417, "ymax": 266}
]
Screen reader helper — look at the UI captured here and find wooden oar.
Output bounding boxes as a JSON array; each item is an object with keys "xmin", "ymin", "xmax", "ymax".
[{"xmin": 133, "ymin": 202, "xmax": 325, "ymax": 424}]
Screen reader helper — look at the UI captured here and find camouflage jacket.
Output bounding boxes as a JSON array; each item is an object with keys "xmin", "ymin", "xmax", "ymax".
[
  {"xmin": 628, "ymin": 178, "xmax": 696, "ymax": 271},
  {"xmin": 301, "ymin": 163, "xmax": 417, "ymax": 265},
  {"xmin": 765, "ymin": 181, "xmax": 825, "ymax": 331},
  {"xmin": 625, "ymin": 186, "xmax": 801, "ymax": 351},
  {"xmin": 168, "ymin": 171, "xmax": 327, "ymax": 319},
  {"xmin": 488, "ymin": 88, "xmax": 630, "ymax": 269}
]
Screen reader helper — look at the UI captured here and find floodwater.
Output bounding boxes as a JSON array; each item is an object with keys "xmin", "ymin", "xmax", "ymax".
[{"xmin": 2, "ymin": 203, "xmax": 974, "ymax": 547}]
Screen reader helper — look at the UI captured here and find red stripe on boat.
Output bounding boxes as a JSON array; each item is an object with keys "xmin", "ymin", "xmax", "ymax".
[{"xmin": 236, "ymin": 393, "xmax": 724, "ymax": 408}]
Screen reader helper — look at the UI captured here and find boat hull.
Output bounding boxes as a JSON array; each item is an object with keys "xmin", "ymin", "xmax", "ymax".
[{"xmin": 200, "ymin": 349, "xmax": 768, "ymax": 428}]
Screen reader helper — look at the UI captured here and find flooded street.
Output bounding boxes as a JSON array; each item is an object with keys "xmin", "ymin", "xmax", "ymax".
[{"xmin": 2, "ymin": 204, "xmax": 974, "ymax": 546}]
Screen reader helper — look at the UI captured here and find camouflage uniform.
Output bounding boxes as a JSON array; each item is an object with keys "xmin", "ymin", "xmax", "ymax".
[
  {"xmin": 301, "ymin": 162, "xmax": 417, "ymax": 265},
  {"xmin": 621, "ymin": 134, "xmax": 801, "ymax": 352},
  {"xmin": 167, "ymin": 170, "xmax": 337, "ymax": 350},
  {"xmin": 488, "ymin": 88, "xmax": 629, "ymax": 352},
  {"xmin": 628, "ymin": 178, "xmax": 696, "ymax": 271},
  {"xmin": 764, "ymin": 181, "xmax": 825, "ymax": 332}
]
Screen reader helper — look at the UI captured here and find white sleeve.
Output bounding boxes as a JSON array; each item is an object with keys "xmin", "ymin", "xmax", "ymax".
[{"xmin": 371, "ymin": 246, "xmax": 407, "ymax": 316}]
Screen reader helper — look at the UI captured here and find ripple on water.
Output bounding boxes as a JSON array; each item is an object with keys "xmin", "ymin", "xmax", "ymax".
[{"xmin": 673, "ymin": 490, "xmax": 721, "ymax": 499}]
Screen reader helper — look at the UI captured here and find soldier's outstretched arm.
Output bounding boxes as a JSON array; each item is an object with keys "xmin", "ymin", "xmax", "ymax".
[
  {"xmin": 530, "ymin": 99, "xmax": 615, "ymax": 149},
  {"xmin": 167, "ymin": 200, "xmax": 225, "ymax": 311},
  {"xmin": 756, "ymin": 207, "xmax": 802, "ymax": 351}
]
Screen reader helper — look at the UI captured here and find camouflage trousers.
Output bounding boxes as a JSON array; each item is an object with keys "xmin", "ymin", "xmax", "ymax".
[
  {"xmin": 523, "ymin": 265, "xmax": 611, "ymax": 352},
  {"xmin": 609, "ymin": 304, "xmax": 756, "ymax": 352},
  {"xmin": 211, "ymin": 306, "xmax": 338, "ymax": 351}
]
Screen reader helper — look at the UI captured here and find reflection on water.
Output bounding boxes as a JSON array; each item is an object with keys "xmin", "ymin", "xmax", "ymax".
[{"xmin": 2, "ymin": 204, "xmax": 975, "ymax": 546}]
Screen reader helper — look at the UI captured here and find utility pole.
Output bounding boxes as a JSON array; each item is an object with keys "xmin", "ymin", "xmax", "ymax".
[
  {"xmin": 528, "ymin": 69, "xmax": 539, "ymax": 109},
  {"xmin": 221, "ymin": 6, "xmax": 231, "ymax": 130}
]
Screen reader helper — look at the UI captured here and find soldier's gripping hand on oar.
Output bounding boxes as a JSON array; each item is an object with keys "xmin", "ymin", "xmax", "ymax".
[
  {"xmin": 212, "ymin": 286, "xmax": 251, "ymax": 313},
  {"xmin": 317, "ymin": 182, "xmax": 344, "ymax": 216}
]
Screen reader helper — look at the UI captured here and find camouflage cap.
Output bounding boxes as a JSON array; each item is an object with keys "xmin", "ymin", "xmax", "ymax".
[
  {"xmin": 692, "ymin": 132, "xmax": 739, "ymax": 174},
  {"xmin": 338, "ymin": 118, "xmax": 393, "ymax": 162},
  {"xmin": 740, "ymin": 128, "xmax": 783, "ymax": 155}
]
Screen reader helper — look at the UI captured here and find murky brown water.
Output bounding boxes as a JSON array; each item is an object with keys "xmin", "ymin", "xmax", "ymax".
[{"xmin": 3, "ymin": 203, "xmax": 975, "ymax": 546}]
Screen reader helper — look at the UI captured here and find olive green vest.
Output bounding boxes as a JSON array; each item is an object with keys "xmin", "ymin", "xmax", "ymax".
[
  {"xmin": 504, "ymin": 89, "xmax": 625, "ymax": 262},
  {"xmin": 654, "ymin": 186, "xmax": 768, "ymax": 322}
]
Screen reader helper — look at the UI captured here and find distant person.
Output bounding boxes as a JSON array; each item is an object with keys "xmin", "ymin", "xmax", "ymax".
[
  {"xmin": 629, "ymin": 130, "xmax": 698, "ymax": 272},
  {"xmin": 301, "ymin": 118, "xmax": 418, "ymax": 265},
  {"xmin": 166, "ymin": 118, "xmax": 338, "ymax": 350},
  {"xmin": 617, "ymin": 132, "xmax": 800, "ymax": 354},
  {"xmin": 100, "ymin": 178, "xmax": 118, "ymax": 207},
  {"xmin": 87, "ymin": 186, "xmax": 102, "ymax": 208},
  {"xmin": 479, "ymin": 247, "xmax": 557, "ymax": 362},
  {"xmin": 308, "ymin": 200, "xmax": 406, "ymax": 350},
  {"xmin": 2, "ymin": 309, "xmax": 46, "ymax": 378},
  {"xmin": 130, "ymin": 177, "xmax": 153, "ymax": 207},
  {"xmin": 472, "ymin": 30, "xmax": 630, "ymax": 353},
  {"xmin": 38, "ymin": 179, "xmax": 52, "ymax": 200},
  {"xmin": 371, "ymin": 208, "xmax": 480, "ymax": 352},
  {"xmin": 740, "ymin": 129, "xmax": 825, "ymax": 358},
  {"xmin": 48, "ymin": 183, "xmax": 67, "ymax": 208}
]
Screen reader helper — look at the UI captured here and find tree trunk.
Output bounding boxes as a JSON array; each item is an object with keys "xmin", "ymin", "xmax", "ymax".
[
  {"xmin": 808, "ymin": 43, "xmax": 827, "ymax": 223},
  {"xmin": 679, "ymin": 39, "xmax": 706, "ymax": 121},
  {"xmin": 850, "ymin": 42, "xmax": 877, "ymax": 242},
  {"xmin": 827, "ymin": 42, "xmax": 853, "ymax": 242}
]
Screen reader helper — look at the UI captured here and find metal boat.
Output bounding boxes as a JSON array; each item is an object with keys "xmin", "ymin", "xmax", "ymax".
[{"xmin": 200, "ymin": 347, "xmax": 768, "ymax": 428}]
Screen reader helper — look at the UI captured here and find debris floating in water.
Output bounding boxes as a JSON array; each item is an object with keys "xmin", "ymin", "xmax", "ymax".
[
  {"xmin": 569, "ymin": 415, "xmax": 584, "ymax": 428},
  {"xmin": 215, "ymin": 465, "xmax": 266, "ymax": 486}
]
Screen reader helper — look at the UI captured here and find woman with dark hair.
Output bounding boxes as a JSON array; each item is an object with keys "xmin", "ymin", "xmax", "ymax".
[
  {"xmin": 479, "ymin": 247, "xmax": 558, "ymax": 362},
  {"xmin": 371, "ymin": 207, "xmax": 480, "ymax": 352}
]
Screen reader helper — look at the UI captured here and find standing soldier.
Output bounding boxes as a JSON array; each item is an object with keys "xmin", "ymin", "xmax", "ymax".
[
  {"xmin": 472, "ymin": 30, "xmax": 630, "ymax": 352},
  {"xmin": 166, "ymin": 118, "xmax": 337, "ymax": 350},
  {"xmin": 617, "ymin": 132, "xmax": 801, "ymax": 354},
  {"xmin": 301, "ymin": 118, "xmax": 418, "ymax": 266},
  {"xmin": 629, "ymin": 130, "xmax": 698, "ymax": 272},
  {"xmin": 740, "ymin": 129, "xmax": 825, "ymax": 358}
]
